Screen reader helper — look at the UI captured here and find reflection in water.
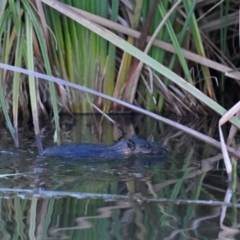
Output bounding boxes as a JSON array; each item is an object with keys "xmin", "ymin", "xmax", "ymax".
[
  {"xmin": 0, "ymin": 191, "xmax": 238, "ymax": 240},
  {"xmin": 0, "ymin": 115, "xmax": 238, "ymax": 239}
]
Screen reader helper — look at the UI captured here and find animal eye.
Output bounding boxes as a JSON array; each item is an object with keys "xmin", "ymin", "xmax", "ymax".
[
  {"xmin": 144, "ymin": 144, "xmax": 150, "ymax": 149},
  {"xmin": 127, "ymin": 140, "xmax": 135, "ymax": 151}
]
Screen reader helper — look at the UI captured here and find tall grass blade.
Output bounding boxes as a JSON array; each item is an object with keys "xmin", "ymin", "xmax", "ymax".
[
  {"xmin": 183, "ymin": 0, "xmax": 214, "ymax": 98},
  {"xmin": 22, "ymin": 0, "xmax": 60, "ymax": 144},
  {"xmin": 12, "ymin": 34, "xmax": 23, "ymax": 147},
  {"xmin": 103, "ymin": 0, "xmax": 119, "ymax": 111},
  {"xmin": 158, "ymin": 1, "xmax": 193, "ymax": 84},
  {"xmin": 0, "ymin": 7, "xmax": 14, "ymax": 140},
  {"xmin": 25, "ymin": 12, "xmax": 43, "ymax": 154},
  {"xmin": 113, "ymin": 0, "xmax": 142, "ymax": 109}
]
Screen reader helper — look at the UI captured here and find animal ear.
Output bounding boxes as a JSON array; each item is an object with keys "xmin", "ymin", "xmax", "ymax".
[{"xmin": 127, "ymin": 139, "xmax": 136, "ymax": 151}]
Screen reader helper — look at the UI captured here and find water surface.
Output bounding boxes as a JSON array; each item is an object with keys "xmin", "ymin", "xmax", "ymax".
[{"xmin": 0, "ymin": 115, "xmax": 238, "ymax": 240}]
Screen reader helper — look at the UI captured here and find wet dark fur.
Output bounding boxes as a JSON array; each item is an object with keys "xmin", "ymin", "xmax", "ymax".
[{"xmin": 43, "ymin": 135, "xmax": 166, "ymax": 159}]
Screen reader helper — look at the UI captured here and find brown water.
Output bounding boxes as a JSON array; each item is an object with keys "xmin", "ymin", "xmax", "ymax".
[{"xmin": 0, "ymin": 115, "xmax": 238, "ymax": 240}]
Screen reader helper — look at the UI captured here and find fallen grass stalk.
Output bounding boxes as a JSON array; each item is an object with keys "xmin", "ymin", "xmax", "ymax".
[
  {"xmin": 0, "ymin": 187, "xmax": 239, "ymax": 207},
  {"xmin": 0, "ymin": 63, "xmax": 240, "ymax": 158},
  {"xmin": 219, "ymin": 101, "xmax": 240, "ymax": 181},
  {"xmin": 0, "ymin": 172, "xmax": 34, "ymax": 178}
]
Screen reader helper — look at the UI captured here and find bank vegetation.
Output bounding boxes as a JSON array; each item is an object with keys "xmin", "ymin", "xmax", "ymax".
[{"xmin": 0, "ymin": 0, "xmax": 239, "ymax": 156}]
